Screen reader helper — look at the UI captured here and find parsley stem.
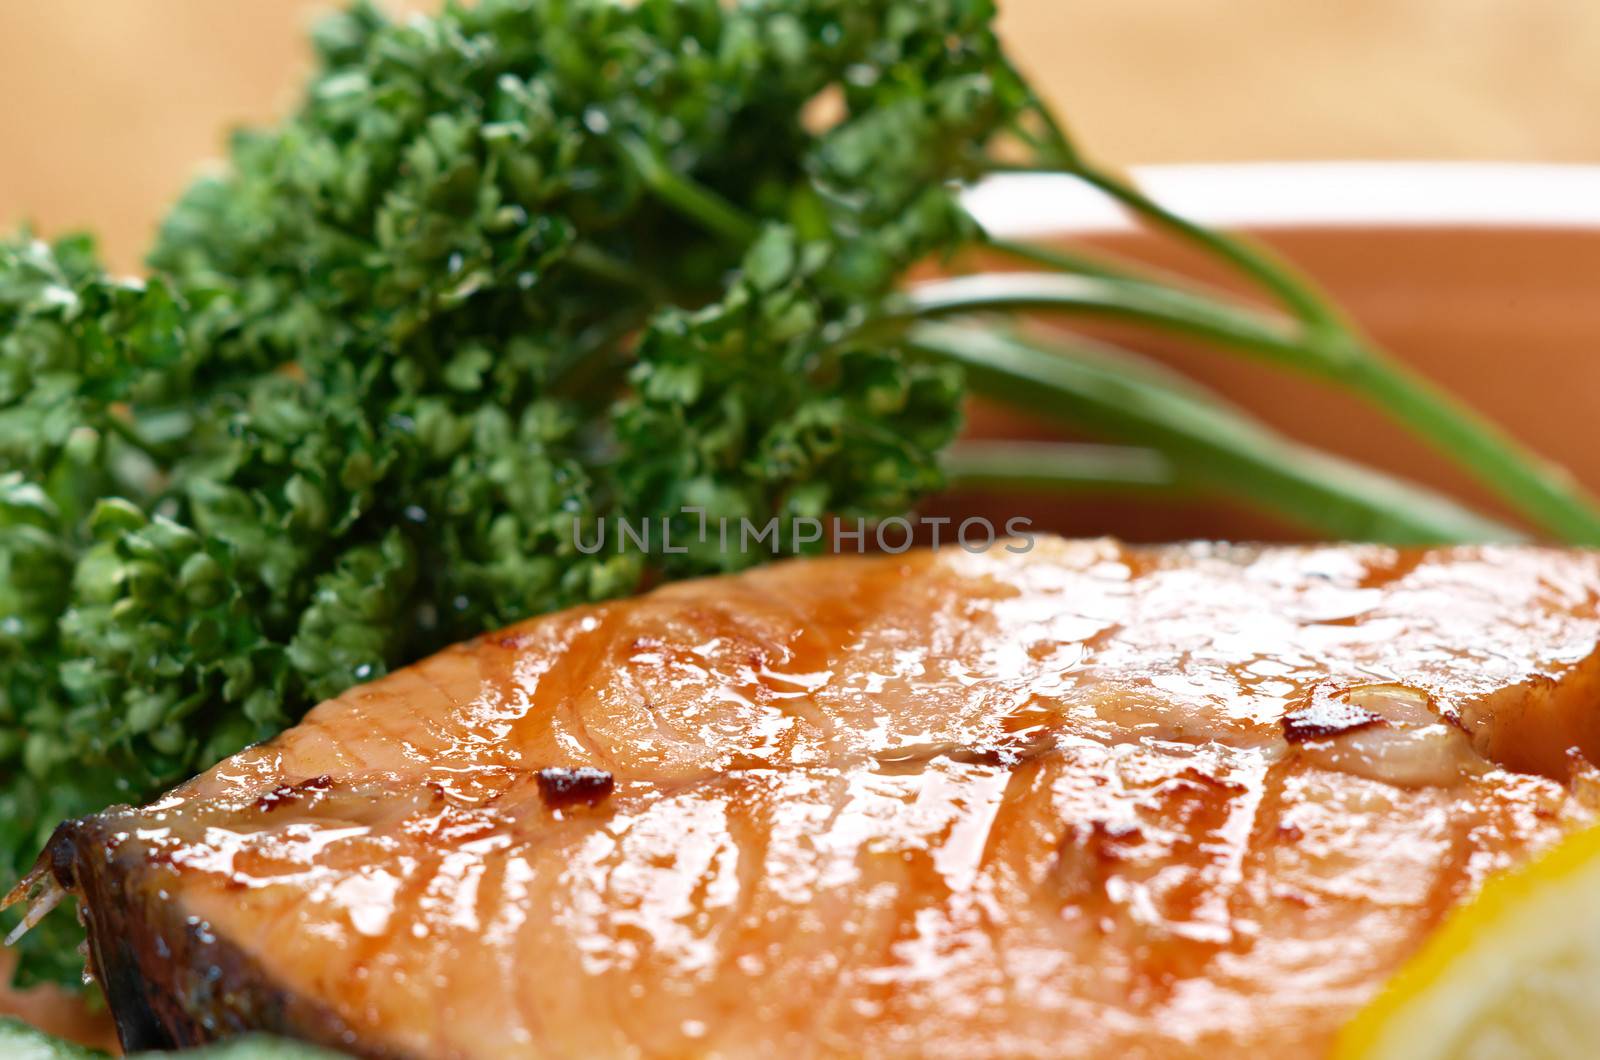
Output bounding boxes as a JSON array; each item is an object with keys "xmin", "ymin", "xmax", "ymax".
[
  {"xmin": 1010, "ymin": 104, "xmax": 1335, "ymax": 327},
  {"xmin": 908, "ymin": 272, "xmax": 1313, "ymax": 370},
  {"xmin": 908, "ymin": 322, "xmax": 1520, "ymax": 544},
  {"xmin": 981, "ymin": 235, "xmax": 1241, "ymax": 304},
  {"xmin": 1062, "ymin": 163, "xmax": 1338, "ymax": 328},
  {"xmin": 615, "ymin": 134, "xmax": 759, "ymax": 246},
  {"xmin": 981, "ymin": 237, "xmax": 1150, "ymax": 284},
  {"xmin": 943, "ymin": 440, "xmax": 1179, "ymax": 494},
  {"xmin": 1339, "ymin": 348, "xmax": 1600, "ymax": 544}
]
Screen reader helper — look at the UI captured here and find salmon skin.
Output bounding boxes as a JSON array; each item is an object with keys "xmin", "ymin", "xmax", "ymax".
[{"xmin": 20, "ymin": 538, "xmax": 1600, "ymax": 1058}]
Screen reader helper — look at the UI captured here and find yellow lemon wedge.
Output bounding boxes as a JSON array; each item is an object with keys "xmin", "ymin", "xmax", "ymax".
[{"xmin": 1335, "ymin": 822, "xmax": 1600, "ymax": 1059}]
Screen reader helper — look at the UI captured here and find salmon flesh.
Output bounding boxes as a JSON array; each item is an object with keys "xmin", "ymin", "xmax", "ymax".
[{"xmin": 21, "ymin": 538, "xmax": 1600, "ymax": 1057}]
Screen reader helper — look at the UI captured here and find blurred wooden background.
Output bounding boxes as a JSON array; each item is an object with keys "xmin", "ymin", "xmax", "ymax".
[{"xmin": 3, "ymin": 0, "xmax": 1600, "ymax": 272}]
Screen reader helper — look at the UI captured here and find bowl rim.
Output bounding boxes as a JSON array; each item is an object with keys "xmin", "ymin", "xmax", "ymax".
[{"xmin": 964, "ymin": 161, "xmax": 1600, "ymax": 238}]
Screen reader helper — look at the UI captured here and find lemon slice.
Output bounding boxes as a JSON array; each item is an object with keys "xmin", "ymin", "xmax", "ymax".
[{"xmin": 1335, "ymin": 823, "xmax": 1600, "ymax": 1059}]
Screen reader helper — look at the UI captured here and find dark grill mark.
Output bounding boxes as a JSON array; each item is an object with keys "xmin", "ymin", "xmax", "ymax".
[
  {"xmin": 1283, "ymin": 685, "xmax": 1384, "ymax": 743},
  {"xmin": 48, "ymin": 822, "xmax": 79, "ymax": 890},
  {"xmin": 537, "ymin": 767, "xmax": 615, "ymax": 809},
  {"xmin": 254, "ymin": 774, "xmax": 334, "ymax": 812}
]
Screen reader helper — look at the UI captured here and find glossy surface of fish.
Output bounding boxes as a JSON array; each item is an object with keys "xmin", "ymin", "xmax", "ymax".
[{"xmin": 34, "ymin": 539, "xmax": 1600, "ymax": 1057}]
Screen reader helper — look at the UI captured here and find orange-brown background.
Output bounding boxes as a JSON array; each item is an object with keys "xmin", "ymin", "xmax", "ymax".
[{"xmin": 4, "ymin": 0, "xmax": 1600, "ymax": 272}]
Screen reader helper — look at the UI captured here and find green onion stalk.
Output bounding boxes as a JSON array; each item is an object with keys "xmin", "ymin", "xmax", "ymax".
[{"xmin": 629, "ymin": 113, "xmax": 1591, "ymax": 544}]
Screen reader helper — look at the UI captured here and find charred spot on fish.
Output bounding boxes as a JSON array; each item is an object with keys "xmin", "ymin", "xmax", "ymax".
[
  {"xmin": 254, "ymin": 774, "xmax": 334, "ymax": 812},
  {"xmin": 537, "ymin": 766, "xmax": 615, "ymax": 809},
  {"xmin": 45, "ymin": 820, "xmax": 81, "ymax": 890},
  {"xmin": 1091, "ymin": 820, "xmax": 1143, "ymax": 852},
  {"xmin": 1164, "ymin": 767, "xmax": 1249, "ymax": 797},
  {"xmin": 1052, "ymin": 819, "xmax": 1146, "ymax": 902},
  {"xmin": 1055, "ymin": 819, "xmax": 1144, "ymax": 872},
  {"xmin": 1283, "ymin": 685, "xmax": 1385, "ymax": 744}
]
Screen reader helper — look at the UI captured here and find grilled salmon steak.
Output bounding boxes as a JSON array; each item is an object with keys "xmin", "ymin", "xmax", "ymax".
[{"xmin": 18, "ymin": 538, "xmax": 1600, "ymax": 1057}]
